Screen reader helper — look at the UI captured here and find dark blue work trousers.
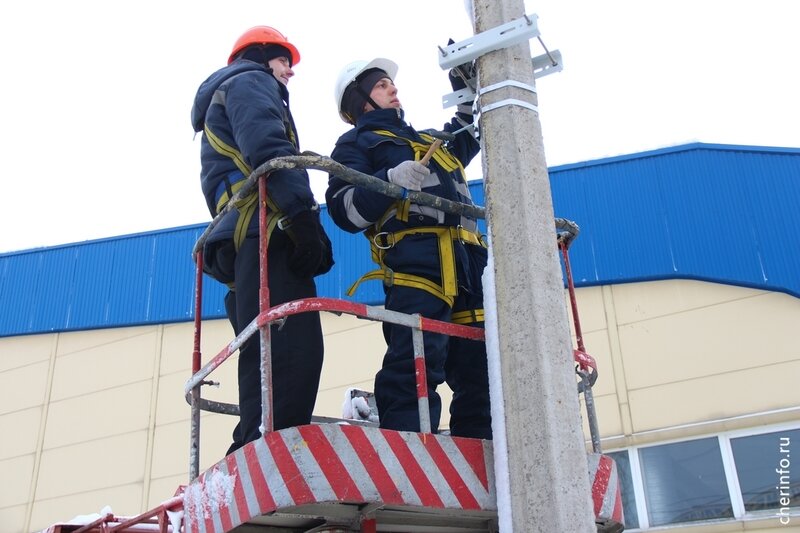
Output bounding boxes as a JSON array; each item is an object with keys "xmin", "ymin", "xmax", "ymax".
[
  {"xmin": 222, "ymin": 231, "xmax": 324, "ymax": 455},
  {"xmin": 376, "ymin": 284, "xmax": 492, "ymax": 439}
]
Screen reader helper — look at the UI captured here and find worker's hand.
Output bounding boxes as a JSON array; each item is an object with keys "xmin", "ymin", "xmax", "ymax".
[
  {"xmin": 387, "ymin": 160, "xmax": 428, "ymax": 191},
  {"xmin": 449, "ymin": 63, "xmax": 475, "ymax": 93},
  {"xmin": 446, "ymin": 40, "xmax": 476, "ymax": 124},
  {"xmin": 287, "ymin": 209, "xmax": 334, "ymax": 278},
  {"xmin": 447, "ymin": 38, "xmax": 476, "ymax": 93}
]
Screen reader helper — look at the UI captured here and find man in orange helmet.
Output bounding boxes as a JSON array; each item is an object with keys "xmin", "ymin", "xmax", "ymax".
[{"xmin": 191, "ymin": 26, "xmax": 333, "ymax": 455}]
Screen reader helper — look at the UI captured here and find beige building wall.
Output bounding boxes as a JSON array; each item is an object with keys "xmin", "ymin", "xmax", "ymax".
[
  {"xmin": 574, "ymin": 281, "xmax": 800, "ymax": 447},
  {"xmin": 0, "ymin": 279, "xmax": 798, "ymax": 532}
]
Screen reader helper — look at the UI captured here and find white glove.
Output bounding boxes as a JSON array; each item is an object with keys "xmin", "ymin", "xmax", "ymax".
[{"xmin": 387, "ymin": 160, "xmax": 428, "ymax": 191}]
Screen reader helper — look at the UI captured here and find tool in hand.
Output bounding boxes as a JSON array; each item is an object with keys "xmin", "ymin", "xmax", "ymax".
[{"xmin": 420, "ymin": 139, "xmax": 443, "ymax": 166}]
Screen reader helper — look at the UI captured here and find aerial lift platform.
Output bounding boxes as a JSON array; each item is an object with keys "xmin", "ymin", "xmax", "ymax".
[
  {"xmin": 177, "ymin": 153, "xmax": 623, "ymax": 533},
  {"xmin": 40, "ymin": 14, "xmax": 623, "ymax": 533},
  {"xmin": 40, "ymin": 155, "xmax": 622, "ymax": 533}
]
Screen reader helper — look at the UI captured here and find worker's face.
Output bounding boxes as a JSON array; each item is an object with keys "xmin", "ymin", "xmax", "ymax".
[
  {"xmin": 365, "ymin": 77, "xmax": 401, "ymax": 113},
  {"xmin": 269, "ymin": 56, "xmax": 294, "ymax": 85}
]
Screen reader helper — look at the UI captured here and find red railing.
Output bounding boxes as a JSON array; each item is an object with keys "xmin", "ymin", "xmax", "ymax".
[
  {"xmin": 44, "ymin": 155, "xmax": 602, "ymax": 533},
  {"xmin": 184, "ymin": 155, "xmax": 590, "ymax": 477}
]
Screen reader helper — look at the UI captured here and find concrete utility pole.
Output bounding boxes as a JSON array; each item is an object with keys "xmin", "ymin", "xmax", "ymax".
[{"xmin": 469, "ymin": 1, "xmax": 597, "ymax": 531}]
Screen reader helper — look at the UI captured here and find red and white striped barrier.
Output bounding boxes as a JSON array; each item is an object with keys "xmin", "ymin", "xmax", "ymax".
[
  {"xmin": 184, "ymin": 424, "xmax": 624, "ymax": 532},
  {"xmin": 184, "ymin": 424, "xmax": 496, "ymax": 533},
  {"xmin": 588, "ymin": 452, "xmax": 625, "ymax": 530}
]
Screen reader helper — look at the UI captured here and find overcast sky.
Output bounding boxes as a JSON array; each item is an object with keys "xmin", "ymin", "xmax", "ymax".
[{"xmin": 1, "ymin": 0, "xmax": 798, "ymax": 253}]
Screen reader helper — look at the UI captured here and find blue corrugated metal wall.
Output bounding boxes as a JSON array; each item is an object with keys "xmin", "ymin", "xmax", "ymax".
[
  {"xmin": 1, "ymin": 143, "xmax": 798, "ymax": 337},
  {"xmin": 549, "ymin": 144, "xmax": 800, "ymax": 293}
]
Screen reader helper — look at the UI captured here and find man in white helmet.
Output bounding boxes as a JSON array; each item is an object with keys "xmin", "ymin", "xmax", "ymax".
[{"xmin": 325, "ymin": 58, "xmax": 491, "ymax": 440}]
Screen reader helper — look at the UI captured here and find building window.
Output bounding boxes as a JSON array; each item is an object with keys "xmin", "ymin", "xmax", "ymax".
[
  {"xmin": 608, "ymin": 450, "xmax": 639, "ymax": 529},
  {"xmin": 638, "ymin": 437, "xmax": 734, "ymax": 526},
  {"xmin": 730, "ymin": 428, "xmax": 800, "ymax": 513},
  {"xmin": 607, "ymin": 424, "xmax": 800, "ymax": 530}
]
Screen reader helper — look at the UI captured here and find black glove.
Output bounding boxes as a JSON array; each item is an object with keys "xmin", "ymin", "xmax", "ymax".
[
  {"xmin": 316, "ymin": 223, "xmax": 334, "ymax": 276},
  {"xmin": 286, "ymin": 210, "xmax": 334, "ymax": 278},
  {"xmin": 449, "ymin": 65, "xmax": 470, "ymax": 92}
]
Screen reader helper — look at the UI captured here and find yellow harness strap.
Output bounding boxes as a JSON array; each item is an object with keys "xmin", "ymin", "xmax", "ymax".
[
  {"xmin": 205, "ymin": 124, "xmax": 250, "ymax": 179},
  {"xmin": 347, "ymin": 225, "xmax": 486, "ymax": 306},
  {"xmin": 230, "ymin": 193, "xmax": 283, "ymax": 253},
  {"xmin": 215, "ymin": 179, "xmax": 244, "ymax": 214},
  {"xmin": 371, "ymin": 128, "xmax": 469, "ymax": 226},
  {"xmin": 346, "ymin": 130, "xmax": 479, "ymax": 305},
  {"xmin": 204, "ymin": 124, "xmax": 285, "ymax": 252},
  {"xmin": 372, "ymin": 130, "xmax": 466, "ymax": 176},
  {"xmin": 348, "ymin": 269, "xmax": 456, "ymax": 307},
  {"xmin": 451, "ymin": 308, "xmax": 485, "ymax": 325},
  {"xmin": 395, "ymin": 198, "xmax": 411, "ymax": 223}
]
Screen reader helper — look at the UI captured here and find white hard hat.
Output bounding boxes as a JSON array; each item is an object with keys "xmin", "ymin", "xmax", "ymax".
[{"xmin": 334, "ymin": 58, "xmax": 399, "ymax": 124}]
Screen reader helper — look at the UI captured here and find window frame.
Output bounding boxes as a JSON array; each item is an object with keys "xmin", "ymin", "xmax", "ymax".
[{"xmin": 606, "ymin": 421, "xmax": 799, "ymax": 531}]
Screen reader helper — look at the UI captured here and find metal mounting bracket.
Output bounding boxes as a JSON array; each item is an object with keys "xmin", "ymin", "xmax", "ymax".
[
  {"xmin": 438, "ymin": 13, "xmax": 541, "ymax": 69},
  {"xmin": 533, "ymin": 49, "xmax": 563, "ymax": 78},
  {"xmin": 439, "ymin": 14, "xmax": 564, "ymax": 109},
  {"xmin": 442, "ymin": 87, "xmax": 476, "ymax": 109},
  {"xmin": 441, "ymin": 45, "xmax": 563, "ymax": 109},
  {"xmin": 442, "ymin": 55, "xmax": 559, "ymax": 108}
]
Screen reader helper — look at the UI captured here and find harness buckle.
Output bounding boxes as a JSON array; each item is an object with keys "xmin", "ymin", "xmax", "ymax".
[
  {"xmin": 277, "ymin": 216, "xmax": 291, "ymax": 230},
  {"xmin": 383, "ymin": 268, "xmax": 395, "ymax": 287},
  {"xmin": 372, "ymin": 231, "xmax": 395, "ymax": 250},
  {"xmin": 456, "ymin": 224, "xmax": 466, "ymax": 244}
]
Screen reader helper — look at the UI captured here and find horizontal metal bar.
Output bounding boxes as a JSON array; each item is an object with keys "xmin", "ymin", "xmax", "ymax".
[
  {"xmin": 442, "ymin": 86, "xmax": 475, "ymax": 109},
  {"xmin": 192, "ymin": 154, "xmax": 487, "ymax": 255},
  {"xmin": 533, "ymin": 49, "xmax": 563, "ymax": 78},
  {"xmin": 438, "ymin": 13, "xmax": 540, "ymax": 69},
  {"xmin": 441, "ymin": 51, "xmax": 560, "ymax": 109}
]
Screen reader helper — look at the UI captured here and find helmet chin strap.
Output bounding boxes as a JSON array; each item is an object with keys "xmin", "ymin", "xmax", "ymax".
[{"xmin": 355, "ymin": 84, "xmax": 382, "ymax": 113}]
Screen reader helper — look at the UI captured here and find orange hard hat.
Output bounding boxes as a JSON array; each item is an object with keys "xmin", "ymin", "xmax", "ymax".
[{"xmin": 228, "ymin": 26, "xmax": 301, "ymax": 66}]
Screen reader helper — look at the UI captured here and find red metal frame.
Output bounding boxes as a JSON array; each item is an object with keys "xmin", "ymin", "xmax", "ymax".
[
  {"xmin": 44, "ymin": 495, "xmax": 184, "ymax": 533},
  {"xmin": 560, "ymin": 238, "xmax": 603, "ymax": 455},
  {"xmin": 74, "ymin": 161, "xmax": 620, "ymax": 533},
  {"xmin": 185, "ymin": 172, "xmax": 489, "ymax": 479},
  {"xmin": 257, "ymin": 176, "xmax": 274, "ymax": 435}
]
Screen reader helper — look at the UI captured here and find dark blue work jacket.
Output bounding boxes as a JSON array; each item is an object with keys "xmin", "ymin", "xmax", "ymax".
[
  {"xmin": 326, "ymin": 108, "xmax": 485, "ymax": 293},
  {"xmin": 191, "ymin": 59, "xmax": 316, "ymax": 245}
]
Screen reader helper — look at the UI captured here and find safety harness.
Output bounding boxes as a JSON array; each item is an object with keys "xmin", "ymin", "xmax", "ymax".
[
  {"xmin": 374, "ymin": 130, "xmax": 467, "ymax": 174},
  {"xmin": 346, "ymin": 131, "xmax": 486, "ymax": 320},
  {"xmin": 203, "ymin": 124, "xmax": 288, "ymax": 253}
]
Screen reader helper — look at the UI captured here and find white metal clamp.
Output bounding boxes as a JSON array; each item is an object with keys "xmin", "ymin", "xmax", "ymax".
[
  {"xmin": 437, "ymin": 13, "xmax": 542, "ymax": 69},
  {"xmin": 439, "ymin": 13, "xmax": 563, "ymax": 110},
  {"xmin": 477, "ymin": 79, "xmax": 538, "ymax": 114}
]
